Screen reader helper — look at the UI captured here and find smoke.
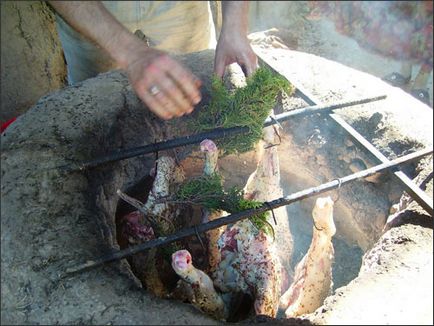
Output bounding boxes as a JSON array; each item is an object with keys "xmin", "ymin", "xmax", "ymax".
[
  {"xmin": 248, "ymin": 1, "xmax": 310, "ymax": 33},
  {"xmin": 249, "ymin": 1, "xmax": 432, "ymax": 66}
]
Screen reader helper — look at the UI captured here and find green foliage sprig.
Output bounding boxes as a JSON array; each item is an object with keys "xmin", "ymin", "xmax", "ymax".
[
  {"xmin": 191, "ymin": 67, "xmax": 294, "ymax": 155},
  {"xmin": 175, "ymin": 173, "xmax": 225, "ymax": 210},
  {"xmin": 175, "ymin": 173, "xmax": 273, "ymax": 237}
]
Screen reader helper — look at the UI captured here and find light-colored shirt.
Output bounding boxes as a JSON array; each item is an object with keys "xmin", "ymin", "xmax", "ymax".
[{"xmin": 56, "ymin": 1, "xmax": 216, "ymax": 84}]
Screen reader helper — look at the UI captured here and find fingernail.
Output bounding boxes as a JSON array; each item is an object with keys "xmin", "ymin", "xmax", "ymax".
[{"xmin": 194, "ymin": 96, "xmax": 201, "ymax": 105}]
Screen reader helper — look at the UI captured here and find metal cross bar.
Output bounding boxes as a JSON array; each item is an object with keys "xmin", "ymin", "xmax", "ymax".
[
  {"xmin": 255, "ymin": 53, "xmax": 433, "ymax": 216},
  {"xmin": 61, "ymin": 95, "xmax": 386, "ymax": 173},
  {"xmin": 331, "ymin": 114, "xmax": 433, "ymax": 216},
  {"xmin": 62, "ymin": 147, "xmax": 432, "ymax": 277}
]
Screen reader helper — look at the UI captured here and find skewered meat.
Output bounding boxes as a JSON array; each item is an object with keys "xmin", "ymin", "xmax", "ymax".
[
  {"xmin": 279, "ymin": 196, "xmax": 336, "ymax": 317},
  {"xmin": 119, "ymin": 210, "xmax": 155, "ymax": 245},
  {"xmin": 243, "ymin": 123, "xmax": 294, "ymax": 291},
  {"xmin": 214, "ymin": 219, "xmax": 282, "ymax": 317},
  {"xmin": 200, "ymin": 139, "xmax": 228, "ymax": 273},
  {"xmin": 117, "ymin": 156, "xmax": 185, "ymax": 296},
  {"xmin": 212, "ymin": 124, "xmax": 289, "ymax": 317},
  {"xmin": 171, "ymin": 249, "xmax": 227, "ymax": 320}
]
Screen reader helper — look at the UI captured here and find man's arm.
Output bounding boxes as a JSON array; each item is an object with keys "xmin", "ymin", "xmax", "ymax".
[
  {"xmin": 48, "ymin": 1, "xmax": 201, "ymax": 120},
  {"xmin": 214, "ymin": 1, "xmax": 258, "ymax": 78},
  {"xmin": 49, "ymin": 1, "xmax": 137, "ymax": 68}
]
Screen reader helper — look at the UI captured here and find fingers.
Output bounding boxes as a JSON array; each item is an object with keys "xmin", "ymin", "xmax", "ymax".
[
  {"xmin": 130, "ymin": 53, "xmax": 202, "ymax": 120},
  {"xmin": 240, "ymin": 50, "xmax": 259, "ymax": 77},
  {"xmin": 154, "ymin": 56, "xmax": 201, "ymax": 117},
  {"xmin": 164, "ymin": 57, "xmax": 202, "ymax": 105},
  {"xmin": 154, "ymin": 74, "xmax": 194, "ymax": 116},
  {"xmin": 214, "ymin": 56, "xmax": 227, "ymax": 79},
  {"xmin": 243, "ymin": 58, "xmax": 259, "ymax": 77},
  {"xmin": 216, "ymin": 56, "xmax": 258, "ymax": 78},
  {"xmin": 214, "ymin": 41, "xmax": 258, "ymax": 78},
  {"xmin": 138, "ymin": 91, "xmax": 174, "ymax": 120}
]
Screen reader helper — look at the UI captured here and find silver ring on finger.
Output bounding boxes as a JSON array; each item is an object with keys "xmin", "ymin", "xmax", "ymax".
[{"xmin": 149, "ymin": 85, "xmax": 160, "ymax": 96}]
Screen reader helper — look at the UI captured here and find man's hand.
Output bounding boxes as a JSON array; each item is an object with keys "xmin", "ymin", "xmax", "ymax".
[
  {"xmin": 49, "ymin": 1, "xmax": 202, "ymax": 120},
  {"xmin": 214, "ymin": 1, "xmax": 258, "ymax": 78},
  {"xmin": 124, "ymin": 45, "xmax": 202, "ymax": 120},
  {"xmin": 214, "ymin": 28, "xmax": 258, "ymax": 78}
]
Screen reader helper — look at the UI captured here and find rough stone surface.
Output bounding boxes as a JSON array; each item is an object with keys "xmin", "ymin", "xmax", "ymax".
[
  {"xmin": 249, "ymin": 42, "xmax": 433, "ymax": 325},
  {"xmin": 1, "ymin": 1, "xmax": 66, "ymax": 122},
  {"xmin": 1, "ymin": 46, "xmax": 433, "ymax": 325},
  {"xmin": 1, "ymin": 50, "xmax": 219, "ymax": 325},
  {"xmin": 309, "ymin": 224, "xmax": 433, "ymax": 325},
  {"xmin": 251, "ymin": 43, "xmax": 433, "ymax": 250}
]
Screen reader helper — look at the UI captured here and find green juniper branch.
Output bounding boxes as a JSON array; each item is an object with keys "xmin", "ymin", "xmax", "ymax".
[
  {"xmin": 175, "ymin": 68, "xmax": 293, "ymax": 236},
  {"xmin": 175, "ymin": 173, "xmax": 273, "ymax": 236},
  {"xmin": 190, "ymin": 67, "xmax": 294, "ymax": 155}
]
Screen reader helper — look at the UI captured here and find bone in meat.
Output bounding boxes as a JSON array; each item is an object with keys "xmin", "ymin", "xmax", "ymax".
[
  {"xmin": 212, "ymin": 123, "xmax": 289, "ymax": 317},
  {"xmin": 117, "ymin": 156, "xmax": 185, "ymax": 297},
  {"xmin": 243, "ymin": 122, "xmax": 294, "ymax": 291},
  {"xmin": 117, "ymin": 156, "xmax": 185, "ymax": 234},
  {"xmin": 213, "ymin": 218, "xmax": 282, "ymax": 317},
  {"xmin": 279, "ymin": 196, "xmax": 336, "ymax": 317},
  {"xmin": 172, "ymin": 249, "xmax": 226, "ymax": 320},
  {"xmin": 120, "ymin": 210, "xmax": 155, "ymax": 245},
  {"xmin": 200, "ymin": 139, "xmax": 228, "ymax": 273}
]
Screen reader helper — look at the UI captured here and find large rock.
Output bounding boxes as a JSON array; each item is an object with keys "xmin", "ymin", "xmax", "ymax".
[
  {"xmin": 1, "ymin": 50, "xmax": 218, "ymax": 325},
  {"xmin": 309, "ymin": 223, "xmax": 433, "ymax": 325},
  {"xmin": 250, "ymin": 43, "xmax": 433, "ymax": 324},
  {"xmin": 1, "ymin": 45, "xmax": 432, "ymax": 325},
  {"xmin": 1, "ymin": 1, "xmax": 66, "ymax": 122}
]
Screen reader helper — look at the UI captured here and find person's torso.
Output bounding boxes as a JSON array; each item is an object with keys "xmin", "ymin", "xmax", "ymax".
[{"xmin": 102, "ymin": 1, "xmax": 216, "ymax": 53}]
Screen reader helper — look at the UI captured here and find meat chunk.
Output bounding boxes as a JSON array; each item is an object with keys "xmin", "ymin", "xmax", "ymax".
[
  {"xmin": 279, "ymin": 196, "xmax": 336, "ymax": 317},
  {"xmin": 171, "ymin": 249, "xmax": 226, "ymax": 320}
]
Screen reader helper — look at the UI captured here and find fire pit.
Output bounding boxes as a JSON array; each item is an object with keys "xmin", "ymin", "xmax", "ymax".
[{"xmin": 1, "ymin": 49, "xmax": 432, "ymax": 325}]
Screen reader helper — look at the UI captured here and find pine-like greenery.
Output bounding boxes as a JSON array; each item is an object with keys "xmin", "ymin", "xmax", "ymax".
[
  {"xmin": 190, "ymin": 67, "xmax": 294, "ymax": 155},
  {"xmin": 175, "ymin": 68, "xmax": 291, "ymax": 236},
  {"xmin": 175, "ymin": 173, "xmax": 274, "ymax": 237}
]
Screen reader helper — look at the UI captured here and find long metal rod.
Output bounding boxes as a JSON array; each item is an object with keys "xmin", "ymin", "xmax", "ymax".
[
  {"xmin": 301, "ymin": 76, "xmax": 433, "ymax": 216},
  {"xmin": 331, "ymin": 114, "xmax": 433, "ymax": 216},
  {"xmin": 63, "ymin": 147, "xmax": 432, "ymax": 277},
  {"xmin": 63, "ymin": 95, "xmax": 386, "ymax": 172},
  {"xmin": 255, "ymin": 53, "xmax": 433, "ymax": 216}
]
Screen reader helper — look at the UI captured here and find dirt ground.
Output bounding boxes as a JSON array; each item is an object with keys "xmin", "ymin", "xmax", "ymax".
[
  {"xmin": 2, "ymin": 47, "xmax": 432, "ymax": 324},
  {"xmin": 248, "ymin": 1, "xmax": 433, "ymax": 107},
  {"xmin": 1, "ymin": 3, "xmax": 433, "ymax": 325},
  {"xmin": 297, "ymin": 19, "xmax": 433, "ymax": 106}
]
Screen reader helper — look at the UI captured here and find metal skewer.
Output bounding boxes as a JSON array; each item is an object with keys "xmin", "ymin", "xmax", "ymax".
[
  {"xmin": 61, "ymin": 95, "xmax": 386, "ymax": 172},
  {"xmin": 62, "ymin": 146, "xmax": 431, "ymax": 277}
]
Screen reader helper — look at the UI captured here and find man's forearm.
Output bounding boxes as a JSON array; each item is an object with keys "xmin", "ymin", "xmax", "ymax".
[
  {"xmin": 48, "ymin": 1, "xmax": 142, "ymax": 68},
  {"xmin": 48, "ymin": 1, "xmax": 202, "ymax": 120},
  {"xmin": 221, "ymin": 1, "xmax": 249, "ymax": 35}
]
